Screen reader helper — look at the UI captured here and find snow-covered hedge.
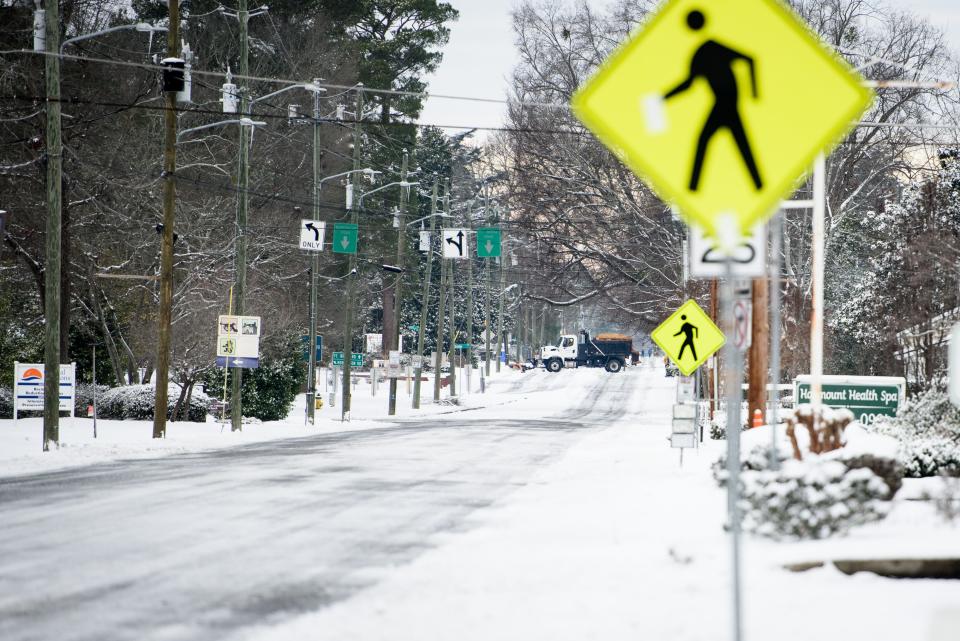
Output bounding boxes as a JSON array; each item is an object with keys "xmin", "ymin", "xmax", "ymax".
[
  {"xmin": 869, "ymin": 387, "xmax": 960, "ymax": 478},
  {"xmin": 98, "ymin": 384, "xmax": 211, "ymax": 422},
  {"xmin": 74, "ymin": 383, "xmax": 110, "ymax": 416},
  {"xmin": 0, "ymin": 386, "xmax": 12, "ymax": 418},
  {"xmin": 713, "ymin": 413, "xmax": 903, "ymax": 539}
]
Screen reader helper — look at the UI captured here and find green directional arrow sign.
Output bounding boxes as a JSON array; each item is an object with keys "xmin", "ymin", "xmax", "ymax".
[
  {"xmin": 332, "ymin": 223, "xmax": 358, "ymax": 254},
  {"xmin": 476, "ymin": 227, "xmax": 502, "ymax": 258}
]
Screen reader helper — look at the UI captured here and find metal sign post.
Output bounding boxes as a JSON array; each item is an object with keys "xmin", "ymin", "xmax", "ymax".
[{"xmin": 722, "ymin": 257, "xmax": 744, "ymax": 641}]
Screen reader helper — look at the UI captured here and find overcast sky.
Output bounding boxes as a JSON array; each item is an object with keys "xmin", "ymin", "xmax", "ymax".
[{"xmin": 419, "ymin": 0, "xmax": 960, "ymax": 136}]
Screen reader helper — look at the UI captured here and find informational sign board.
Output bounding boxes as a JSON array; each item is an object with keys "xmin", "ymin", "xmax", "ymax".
[
  {"xmin": 332, "ymin": 223, "xmax": 358, "ymax": 254},
  {"xmin": 216, "ymin": 314, "xmax": 261, "ymax": 368},
  {"xmin": 677, "ymin": 375, "xmax": 695, "ymax": 403},
  {"xmin": 671, "ymin": 403, "xmax": 698, "ymax": 449},
  {"xmin": 301, "ymin": 335, "xmax": 322, "ymax": 362},
  {"xmin": 411, "ymin": 355, "xmax": 424, "ymax": 369},
  {"xmin": 690, "ymin": 224, "xmax": 766, "ymax": 278},
  {"xmin": 570, "ymin": 0, "xmax": 873, "ymax": 237},
  {"xmin": 651, "ymin": 299, "xmax": 725, "ymax": 376},
  {"xmin": 332, "ymin": 352, "xmax": 363, "ymax": 367},
  {"xmin": 299, "ymin": 219, "xmax": 326, "ymax": 251},
  {"xmin": 13, "ymin": 362, "xmax": 75, "ymax": 418},
  {"xmin": 0, "ymin": 210, "xmax": 8, "ymax": 239},
  {"xmin": 419, "ymin": 230, "xmax": 431, "ymax": 252},
  {"xmin": 950, "ymin": 323, "xmax": 960, "ymax": 408},
  {"xmin": 794, "ymin": 375, "xmax": 906, "ymax": 425},
  {"xmin": 365, "ymin": 333, "xmax": 383, "ymax": 354},
  {"xmin": 476, "ymin": 227, "xmax": 502, "ymax": 258},
  {"xmin": 442, "ymin": 228, "xmax": 469, "ymax": 259}
]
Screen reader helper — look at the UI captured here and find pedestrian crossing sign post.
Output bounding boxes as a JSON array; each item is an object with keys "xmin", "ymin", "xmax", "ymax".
[
  {"xmin": 651, "ymin": 299, "xmax": 725, "ymax": 376},
  {"xmin": 571, "ymin": 0, "xmax": 873, "ymax": 238}
]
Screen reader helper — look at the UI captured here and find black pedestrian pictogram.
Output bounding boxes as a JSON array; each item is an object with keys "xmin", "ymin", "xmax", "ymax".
[
  {"xmin": 674, "ymin": 314, "xmax": 699, "ymax": 361},
  {"xmin": 663, "ymin": 9, "xmax": 763, "ymax": 192}
]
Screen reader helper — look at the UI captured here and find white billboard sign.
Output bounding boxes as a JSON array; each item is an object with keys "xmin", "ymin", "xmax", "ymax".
[{"xmin": 14, "ymin": 362, "xmax": 76, "ymax": 418}]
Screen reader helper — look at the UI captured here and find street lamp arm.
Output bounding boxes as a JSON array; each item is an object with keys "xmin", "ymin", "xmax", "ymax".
[
  {"xmin": 250, "ymin": 83, "xmax": 326, "ymax": 107},
  {"xmin": 176, "ymin": 119, "xmax": 266, "ymax": 141},
  {"xmin": 61, "ymin": 23, "xmax": 166, "ymax": 54},
  {"xmin": 358, "ymin": 180, "xmax": 420, "ymax": 208},
  {"xmin": 406, "ymin": 212, "xmax": 452, "ymax": 227},
  {"xmin": 319, "ymin": 168, "xmax": 380, "ymax": 187}
]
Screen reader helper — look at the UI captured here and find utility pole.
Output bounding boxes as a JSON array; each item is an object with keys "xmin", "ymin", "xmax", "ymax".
[
  {"xmin": 465, "ymin": 203, "xmax": 475, "ymax": 392},
  {"xmin": 447, "ymin": 220, "xmax": 457, "ymax": 396},
  {"xmin": 483, "ymin": 199, "xmax": 492, "ymax": 378},
  {"xmin": 341, "ymin": 86, "xmax": 364, "ymax": 420},
  {"xmin": 413, "ymin": 182, "xmax": 439, "ymax": 409},
  {"xmin": 434, "ymin": 250, "xmax": 448, "ymax": 402},
  {"xmin": 388, "ymin": 151, "xmax": 410, "ymax": 415},
  {"xmin": 42, "ymin": 0, "xmax": 62, "ymax": 451},
  {"xmin": 748, "ymin": 275, "xmax": 770, "ymax": 425},
  {"xmin": 230, "ymin": 0, "xmax": 250, "ymax": 432},
  {"xmin": 496, "ymin": 246, "xmax": 506, "ymax": 373},
  {"xmin": 153, "ymin": 0, "xmax": 180, "ymax": 439},
  {"xmin": 306, "ymin": 83, "xmax": 323, "ymax": 424}
]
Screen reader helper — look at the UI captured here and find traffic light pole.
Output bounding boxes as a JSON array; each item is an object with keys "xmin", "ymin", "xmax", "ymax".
[{"xmin": 412, "ymin": 182, "xmax": 439, "ymax": 409}]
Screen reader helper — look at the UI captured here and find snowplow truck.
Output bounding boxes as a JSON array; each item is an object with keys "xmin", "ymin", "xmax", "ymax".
[{"xmin": 540, "ymin": 331, "xmax": 634, "ymax": 373}]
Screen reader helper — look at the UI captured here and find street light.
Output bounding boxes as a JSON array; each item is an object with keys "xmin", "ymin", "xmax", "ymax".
[
  {"xmin": 60, "ymin": 23, "xmax": 167, "ymax": 54},
  {"xmin": 175, "ymin": 118, "xmax": 267, "ymax": 142}
]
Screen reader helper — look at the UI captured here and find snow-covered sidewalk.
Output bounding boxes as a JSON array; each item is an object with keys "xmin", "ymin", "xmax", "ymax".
[
  {"xmin": 233, "ymin": 367, "xmax": 960, "ymax": 641},
  {"xmin": 0, "ymin": 367, "xmax": 539, "ymax": 478}
]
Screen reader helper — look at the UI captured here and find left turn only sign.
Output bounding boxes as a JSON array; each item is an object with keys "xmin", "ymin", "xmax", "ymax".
[{"xmin": 299, "ymin": 219, "xmax": 326, "ymax": 251}]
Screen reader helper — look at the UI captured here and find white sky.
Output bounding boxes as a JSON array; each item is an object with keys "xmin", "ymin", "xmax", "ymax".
[{"xmin": 419, "ymin": 0, "xmax": 960, "ymax": 135}]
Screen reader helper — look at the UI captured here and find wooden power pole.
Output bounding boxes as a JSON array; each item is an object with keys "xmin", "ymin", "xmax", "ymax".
[
  {"xmin": 153, "ymin": 0, "xmax": 180, "ymax": 439},
  {"xmin": 748, "ymin": 276, "xmax": 770, "ymax": 425},
  {"xmin": 42, "ymin": 0, "xmax": 62, "ymax": 451}
]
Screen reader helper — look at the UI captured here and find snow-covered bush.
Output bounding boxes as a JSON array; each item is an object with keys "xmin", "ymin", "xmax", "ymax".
[
  {"xmin": 713, "ymin": 410, "xmax": 903, "ymax": 539},
  {"xmin": 203, "ymin": 339, "xmax": 304, "ymax": 421},
  {"xmin": 869, "ymin": 387, "xmax": 960, "ymax": 478},
  {"xmin": 0, "ymin": 386, "xmax": 12, "ymax": 418},
  {"xmin": 98, "ymin": 385, "xmax": 211, "ymax": 422},
  {"xmin": 74, "ymin": 384, "xmax": 110, "ymax": 416},
  {"xmin": 738, "ymin": 459, "xmax": 892, "ymax": 539}
]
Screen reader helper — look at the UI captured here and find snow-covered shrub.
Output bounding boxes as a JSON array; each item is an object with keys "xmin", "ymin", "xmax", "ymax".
[
  {"xmin": 713, "ymin": 417, "xmax": 903, "ymax": 539},
  {"xmin": 74, "ymin": 383, "xmax": 110, "ymax": 416},
  {"xmin": 738, "ymin": 459, "xmax": 892, "ymax": 539},
  {"xmin": 204, "ymin": 339, "xmax": 304, "ymax": 421},
  {"xmin": 869, "ymin": 387, "xmax": 960, "ymax": 478},
  {"xmin": 0, "ymin": 386, "xmax": 12, "ymax": 418},
  {"xmin": 98, "ymin": 385, "xmax": 211, "ymax": 422}
]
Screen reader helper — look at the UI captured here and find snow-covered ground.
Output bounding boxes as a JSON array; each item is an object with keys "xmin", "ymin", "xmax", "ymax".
[
  {"xmin": 230, "ymin": 367, "xmax": 960, "ymax": 641},
  {"xmin": 2, "ymin": 363, "xmax": 959, "ymax": 640},
  {"xmin": 0, "ymin": 366, "xmax": 536, "ymax": 477}
]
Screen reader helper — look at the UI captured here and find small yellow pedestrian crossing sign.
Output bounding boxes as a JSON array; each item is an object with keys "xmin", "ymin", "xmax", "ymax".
[
  {"xmin": 571, "ymin": 0, "xmax": 873, "ymax": 237},
  {"xmin": 652, "ymin": 300, "xmax": 725, "ymax": 376}
]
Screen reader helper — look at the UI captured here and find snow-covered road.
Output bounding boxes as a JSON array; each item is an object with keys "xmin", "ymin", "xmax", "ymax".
[{"xmin": 0, "ymin": 368, "xmax": 636, "ymax": 641}]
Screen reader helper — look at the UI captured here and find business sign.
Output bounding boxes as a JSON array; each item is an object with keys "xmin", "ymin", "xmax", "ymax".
[
  {"xmin": 216, "ymin": 315, "xmax": 261, "ymax": 368},
  {"xmin": 794, "ymin": 375, "xmax": 906, "ymax": 425},
  {"xmin": 13, "ymin": 362, "xmax": 76, "ymax": 418}
]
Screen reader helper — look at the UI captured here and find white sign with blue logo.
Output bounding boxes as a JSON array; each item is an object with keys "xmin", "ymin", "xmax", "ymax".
[
  {"xmin": 13, "ymin": 362, "xmax": 76, "ymax": 419},
  {"xmin": 216, "ymin": 315, "xmax": 261, "ymax": 368}
]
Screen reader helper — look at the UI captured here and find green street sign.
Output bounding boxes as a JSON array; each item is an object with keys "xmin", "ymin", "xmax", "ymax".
[
  {"xmin": 476, "ymin": 227, "xmax": 502, "ymax": 258},
  {"xmin": 331, "ymin": 351, "xmax": 363, "ymax": 367},
  {"xmin": 455, "ymin": 343, "xmax": 470, "ymax": 349},
  {"xmin": 795, "ymin": 375, "xmax": 905, "ymax": 426},
  {"xmin": 332, "ymin": 223, "xmax": 358, "ymax": 254}
]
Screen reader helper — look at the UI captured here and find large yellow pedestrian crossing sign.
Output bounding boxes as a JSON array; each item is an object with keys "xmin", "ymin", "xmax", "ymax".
[
  {"xmin": 652, "ymin": 300, "xmax": 725, "ymax": 376},
  {"xmin": 571, "ymin": 0, "xmax": 873, "ymax": 237}
]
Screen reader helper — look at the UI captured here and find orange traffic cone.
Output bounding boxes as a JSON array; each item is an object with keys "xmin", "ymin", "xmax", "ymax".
[{"xmin": 752, "ymin": 409, "xmax": 763, "ymax": 429}]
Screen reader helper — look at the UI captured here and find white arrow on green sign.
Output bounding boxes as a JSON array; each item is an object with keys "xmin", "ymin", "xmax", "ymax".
[
  {"xmin": 476, "ymin": 227, "xmax": 501, "ymax": 258},
  {"xmin": 332, "ymin": 223, "xmax": 358, "ymax": 254}
]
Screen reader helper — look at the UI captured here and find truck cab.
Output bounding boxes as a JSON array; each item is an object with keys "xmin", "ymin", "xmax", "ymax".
[{"xmin": 540, "ymin": 331, "xmax": 627, "ymax": 373}]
